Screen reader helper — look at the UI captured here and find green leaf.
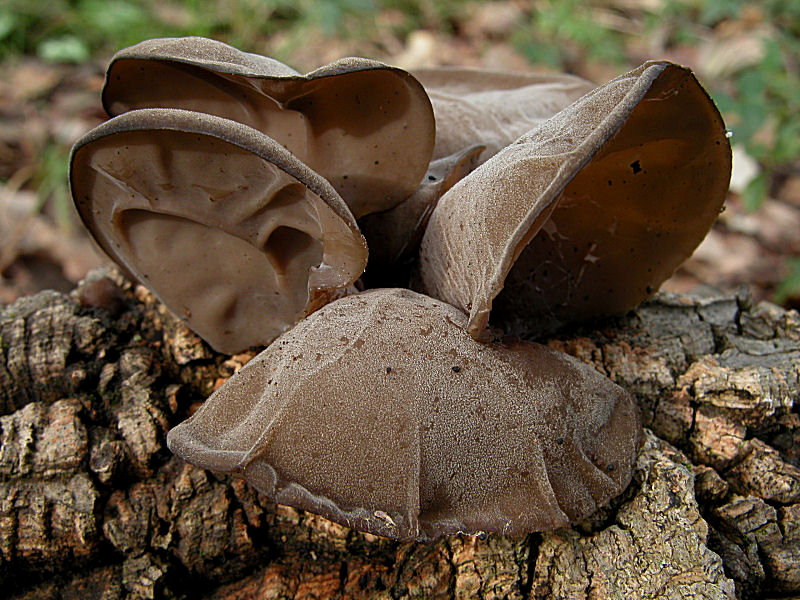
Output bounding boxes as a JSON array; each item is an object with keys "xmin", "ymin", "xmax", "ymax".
[
  {"xmin": 698, "ymin": 0, "xmax": 744, "ymax": 25},
  {"xmin": 773, "ymin": 119, "xmax": 800, "ymax": 164},
  {"xmin": 741, "ymin": 171, "xmax": 767, "ymax": 211},
  {"xmin": 0, "ymin": 9, "xmax": 17, "ymax": 41},
  {"xmin": 76, "ymin": 0, "xmax": 152, "ymax": 47},
  {"xmin": 775, "ymin": 257, "xmax": 800, "ymax": 305},
  {"xmin": 37, "ymin": 35, "xmax": 90, "ymax": 63}
]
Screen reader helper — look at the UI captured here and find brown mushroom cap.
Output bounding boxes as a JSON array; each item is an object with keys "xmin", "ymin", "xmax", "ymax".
[
  {"xmin": 413, "ymin": 66, "xmax": 594, "ymax": 163},
  {"xmin": 167, "ymin": 288, "xmax": 641, "ymax": 541},
  {"xmin": 102, "ymin": 37, "xmax": 436, "ymax": 218},
  {"xmin": 70, "ymin": 108, "xmax": 367, "ymax": 353},
  {"xmin": 417, "ymin": 61, "xmax": 732, "ymax": 341}
]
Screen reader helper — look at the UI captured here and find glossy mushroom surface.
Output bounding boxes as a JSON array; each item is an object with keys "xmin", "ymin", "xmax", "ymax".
[
  {"xmin": 413, "ymin": 66, "xmax": 594, "ymax": 164},
  {"xmin": 70, "ymin": 108, "xmax": 367, "ymax": 353},
  {"xmin": 103, "ymin": 36, "xmax": 435, "ymax": 218},
  {"xmin": 167, "ymin": 288, "xmax": 641, "ymax": 541},
  {"xmin": 417, "ymin": 61, "xmax": 732, "ymax": 341}
]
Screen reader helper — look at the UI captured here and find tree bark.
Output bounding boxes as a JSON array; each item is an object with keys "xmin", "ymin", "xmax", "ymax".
[{"xmin": 1, "ymin": 269, "xmax": 798, "ymax": 599}]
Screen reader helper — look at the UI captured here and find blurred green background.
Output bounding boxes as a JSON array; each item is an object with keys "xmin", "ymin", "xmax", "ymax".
[{"xmin": 1, "ymin": 0, "xmax": 799, "ymax": 302}]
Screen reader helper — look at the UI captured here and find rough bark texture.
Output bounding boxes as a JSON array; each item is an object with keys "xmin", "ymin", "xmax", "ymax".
[{"xmin": 1, "ymin": 268, "xmax": 798, "ymax": 599}]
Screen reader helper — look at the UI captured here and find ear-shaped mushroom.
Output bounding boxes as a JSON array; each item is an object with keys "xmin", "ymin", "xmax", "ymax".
[
  {"xmin": 417, "ymin": 61, "xmax": 731, "ymax": 341},
  {"xmin": 102, "ymin": 37, "xmax": 436, "ymax": 218},
  {"xmin": 413, "ymin": 66, "xmax": 594, "ymax": 163},
  {"xmin": 70, "ymin": 108, "xmax": 367, "ymax": 353},
  {"xmin": 359, "ymin": 144, "xmax": 485, "ymax": 287},
  {"xmin": 167, "ymin": 288, "xmax": 641, "ymax": 541}
]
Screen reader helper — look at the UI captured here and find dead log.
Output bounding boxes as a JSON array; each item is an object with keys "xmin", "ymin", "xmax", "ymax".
[{"xmin": 1, "ymin": 269, "xmax": 798, "ymax": 600}]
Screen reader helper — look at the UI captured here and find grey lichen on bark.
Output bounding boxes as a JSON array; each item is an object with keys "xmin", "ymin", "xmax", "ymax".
[
  {"xmin": 530, "ymin": 431, "xmax": 736, "ymax": 600},
  {"xmin": 1, "ymin": 268, "xmax": 798, "ymax": 600}
]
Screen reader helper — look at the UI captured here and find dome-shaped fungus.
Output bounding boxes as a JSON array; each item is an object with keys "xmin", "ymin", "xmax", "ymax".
[
  {"xmin": 167, "ymin": 288, "xmax": 641, "ymax": 541},
  {"xmin": 102, "ymin": 37, "xmax": 436, "ymax": 218},
  {"xmin": 70, "ymin": 108, "xmax": 367, "ymax": 353},
  {"xmin": 417, "ymin": 61, "xmax": 732, "ymax": 341}
]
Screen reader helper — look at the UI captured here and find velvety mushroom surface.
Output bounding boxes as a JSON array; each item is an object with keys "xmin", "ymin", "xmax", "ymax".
[
  {"xmin": 167, "ymin": 288, "xmax": 641, "ymax": 541},
  {"xmin": 359, "ymin": 144, "xmax": 485, "ymax": 286},
  {"xmin": 413, "ymin": 67, "xmax": 594, "ymax": 164},
  {"xmin": 70, "ymin": 108, "xmax": 367, "ymax": 353},
  {"xmin": 417, "ymin": 61, "xmax": 732, "ymax": 341},
  {"xmin": 102, "ymin": 36, "xmax": 436, "ymax": 218}
]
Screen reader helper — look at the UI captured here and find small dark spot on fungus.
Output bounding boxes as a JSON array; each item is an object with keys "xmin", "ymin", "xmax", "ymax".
[
  {"xmin": 607, "ymin": 463, "xmax": 616, "ymax": 472},
  {"xmin": 630, "ymin": 160, "xmax": 642, "ymax": 174},
  {"xmin": 451, "ymin": 365, "xmax": 461, "ymax": 372},
  {"xmin": 556, "ymin": 437, "xmax": 564, "ymax": 445},
  {"xmin": 386, "ymin": 366, "xmax": 392, "ymax": 374}
]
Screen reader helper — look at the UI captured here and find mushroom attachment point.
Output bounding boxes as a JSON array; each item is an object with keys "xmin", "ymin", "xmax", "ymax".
[
  {"xmin": 417, "ymin": 61, "xmax": 732, "ymax": 340},
  {"xmin": 359, "ymin": 144, "xmax": 485, "ymax": 287},
  {"xmin": 167, "ymin": 288, "xmax": 642, "ymax": 541},
  {"xmin": 102, "ymin": 36, "xmax": 436, "ymax": 218},
  {"xmin": 69, "ymin": 108, "xmax": 367, "ymax": 354}
]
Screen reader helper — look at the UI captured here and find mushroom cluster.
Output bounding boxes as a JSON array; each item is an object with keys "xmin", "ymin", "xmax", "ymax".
[{"xmin": 70, "ymin": 37, "xmax": 731, "ymax": 541}]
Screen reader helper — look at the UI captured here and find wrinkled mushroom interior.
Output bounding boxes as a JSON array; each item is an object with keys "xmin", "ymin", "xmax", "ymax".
[
  {"xmin": 105, "ymin": 59, "xmax": 431, "ymax": 217},
  {"xmin": 493, "ymin": 66, "xmax": 730, "ymax": 336},
  {"xmin": 72, "ymin": 128, "xmax": 356, "ymax": 353}
]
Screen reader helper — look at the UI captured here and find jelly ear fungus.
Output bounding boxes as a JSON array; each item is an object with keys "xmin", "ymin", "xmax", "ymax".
[
  {"xmin": 69, "ymin": 108, "xmax": 367, "ymax": 354},
  {"xmin": 417, "ymin": 61, "xmax": 732, "ymax": 341},
  {"xmin": 102, "ymin": 36, "xmax": 436, "ymax": 218},
  {"xmin": 167, "ymin": 288, "xmax": 641, "ymax": 541},
  {"xmin": 360, "ymin": 144, "xmax": 486, "ymax": 287},
  {"xmin": 412, "ymin": 66, "xmax": 595, "ymax": 164}
]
